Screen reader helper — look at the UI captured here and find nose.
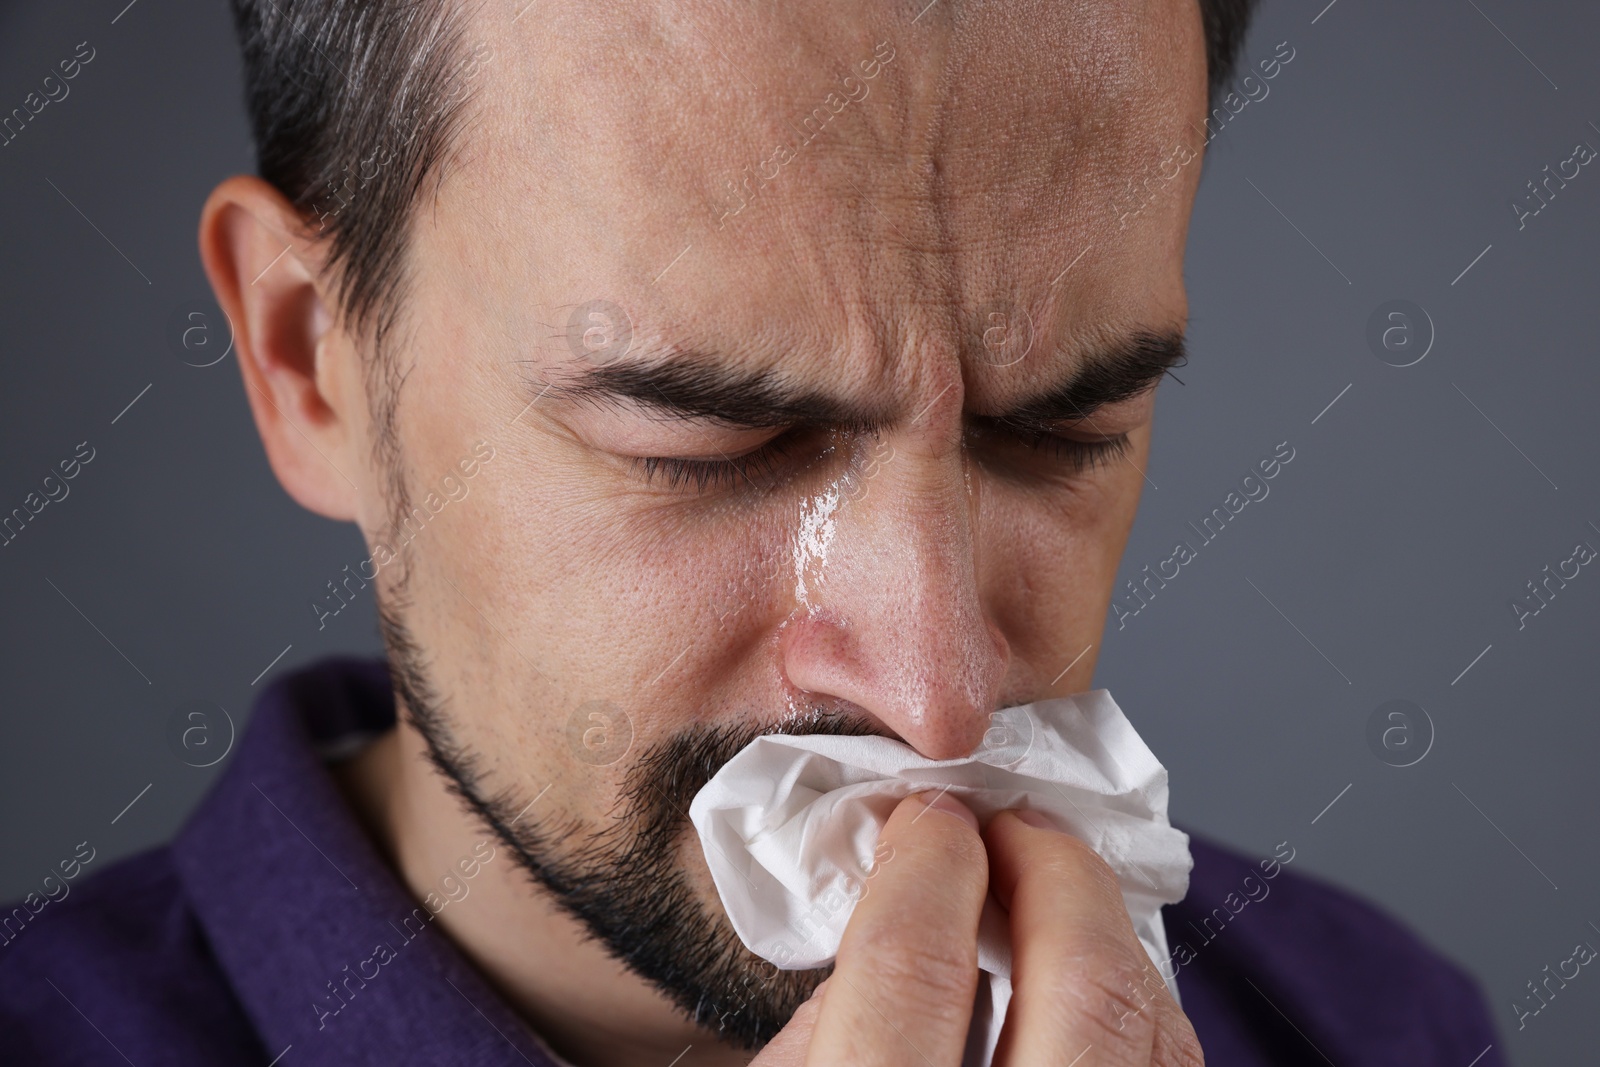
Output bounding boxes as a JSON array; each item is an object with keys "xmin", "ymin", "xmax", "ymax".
[{"xmin": 778, "ymin": 428, "xmax": 1009, "ymax": 761}]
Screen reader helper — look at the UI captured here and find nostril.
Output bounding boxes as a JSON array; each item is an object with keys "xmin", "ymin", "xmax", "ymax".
[
  {"xmin": 779, "ymin": 606, "xmax": 1008, "ymax": 761},
  {"xmin": 896, "ymin": 705, "xmax": 993, "ymax": 762},
  {"xmin": 774, "ymin": 684, "xmax": 904, "ymax": 743},
  {"xmin": 916, "ymin": 728, "xmax": 990, "ymax": 763}
]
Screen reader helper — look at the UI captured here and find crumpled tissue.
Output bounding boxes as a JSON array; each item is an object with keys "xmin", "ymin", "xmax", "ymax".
[{"xmin": 688, "ymin": 690, "xmax": 1192, "ymax": 1067}]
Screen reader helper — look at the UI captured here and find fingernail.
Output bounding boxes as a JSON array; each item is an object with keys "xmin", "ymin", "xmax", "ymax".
[
  {"xmin": 1012, "ymin": 808, "xmax": 1056, "ymax": 831},
  {"xmin": 918, "ymin": 790, "xmax": 980, "ymax": 832}
]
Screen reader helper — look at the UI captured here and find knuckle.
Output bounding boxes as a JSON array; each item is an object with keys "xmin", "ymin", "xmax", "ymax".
[
  {"xmin": 1155, "ymin": 1012, "xmax": 1206, "ymax": 1067},
  {"xmin": 1050, "ymin": 944, "xmax": 1165, "ymax": 1047}
]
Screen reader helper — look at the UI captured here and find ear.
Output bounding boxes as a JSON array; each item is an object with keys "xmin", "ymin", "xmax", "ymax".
[{"xmin": 198, "ymin": 175, "xmax": 369, "ymax": 523}]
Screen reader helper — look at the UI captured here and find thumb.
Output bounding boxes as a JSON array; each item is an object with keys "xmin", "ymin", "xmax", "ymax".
[{"xmin": 747, "ymin": 979, "xmax": 830, "ymax": 1067}]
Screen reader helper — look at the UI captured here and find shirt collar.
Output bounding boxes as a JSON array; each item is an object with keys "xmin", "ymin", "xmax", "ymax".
[{"xmin": 170, "ymin": 656, "xmax": 566, "ymax": 1067}]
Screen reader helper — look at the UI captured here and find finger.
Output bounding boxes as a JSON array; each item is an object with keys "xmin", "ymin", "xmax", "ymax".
[
  {"xmin": 749, "ymin": 979, "xmax": 829, "ymax": 1067},
  {"xmin": 986, "ymin": 810, "xmax": 1201, "ymax": 1067},
  {"xmin": 804, "ymin": 791, "xmax": 989, "ymax": 1067}
]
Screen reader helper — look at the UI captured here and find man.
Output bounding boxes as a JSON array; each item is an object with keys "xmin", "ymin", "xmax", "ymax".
[{"xmin": 0, "ymin": 0, "xmax": 1504, "ymax": 1063}]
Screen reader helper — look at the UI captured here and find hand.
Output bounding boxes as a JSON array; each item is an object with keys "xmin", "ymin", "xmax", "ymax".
[{"xmin": 750, "ymin": 792, "xmax": 1203, "ymax": 1066}]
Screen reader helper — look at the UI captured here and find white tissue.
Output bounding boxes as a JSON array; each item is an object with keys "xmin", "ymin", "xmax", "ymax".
[{"xmin": 688, "ymin": 691, "xmax": 1192, "ymax": 1067}]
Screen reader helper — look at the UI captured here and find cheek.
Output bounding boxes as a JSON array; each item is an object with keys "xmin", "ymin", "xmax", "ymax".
[
  {"xmin": 980, "ymin": 432, "xmax": 1148, "ymax": 683},
  {"xmin": 421, "ymin": 429, "xmax": 805, "ymax": 790}
]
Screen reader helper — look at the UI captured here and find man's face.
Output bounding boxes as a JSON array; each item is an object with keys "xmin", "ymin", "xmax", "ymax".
[{"xmin": 347, "ymin": 0, "xmax": 1206, "ymax": 1047}]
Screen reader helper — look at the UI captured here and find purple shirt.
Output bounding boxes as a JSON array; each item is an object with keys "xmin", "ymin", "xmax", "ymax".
[{"xmin": 0, "ymin": 657, "xmax": 1504, "ymax": 1065}]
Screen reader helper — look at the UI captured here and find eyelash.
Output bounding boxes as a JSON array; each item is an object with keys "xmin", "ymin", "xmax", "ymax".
[
  {"xmin": 631, "ymin": 431, "xmax": 1130, "ymax": 491},
  {"xmin": 631, "ymin": 437, "xmax": 796, "ymax": 492},
  {"xmin": 1014, "ymin": 430, "xmax": 1132, "ymax": 473}
]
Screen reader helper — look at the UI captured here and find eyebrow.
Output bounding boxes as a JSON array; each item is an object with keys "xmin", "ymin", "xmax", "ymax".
[
  {"xmin": 544, "ymin": 328, "xmax": 1186, "ymax": 432},
  {"xmin": 977, "ymin": 329, "xmax": 1187, "ymax": 435}
]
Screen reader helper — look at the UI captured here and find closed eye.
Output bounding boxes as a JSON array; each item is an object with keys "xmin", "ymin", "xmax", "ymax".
[
  {"xmin": 630, "ymin": 434, "xmax": 797, "ymax": 492},
  {"xmin": 629, "ymin": 424, "xmax": 1132, "ymax": 492},
  {"xmin": 1003, "ymin": 429, "xmax": 1131, "ymax": 473}
]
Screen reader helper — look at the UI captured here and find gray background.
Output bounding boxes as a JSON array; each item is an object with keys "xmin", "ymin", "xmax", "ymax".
[{"xmin": 2, "ymin": 0, "xmax": 1596, "ymax": 1062}]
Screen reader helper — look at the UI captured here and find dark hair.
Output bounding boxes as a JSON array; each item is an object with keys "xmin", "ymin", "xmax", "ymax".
[
  {"xmin": 229, "ymin": 0, "xmax": 1256, "ymax": 346},
  {"xmin": 1200, "ymin": 0, "xmax": 1259, "ymax": 105},
  {"xmin": 229, "ymin": 0, "xmax": 482, "ymax": 348}
]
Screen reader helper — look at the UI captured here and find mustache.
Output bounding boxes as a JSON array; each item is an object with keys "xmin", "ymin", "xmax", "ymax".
[{"xmin": 617, "ymin": 702, "xmax": 887, "ymax": 840}]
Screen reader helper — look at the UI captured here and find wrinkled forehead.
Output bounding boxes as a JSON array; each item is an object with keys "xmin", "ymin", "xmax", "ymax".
[{"xmin": 438, "ymin": 0, "xmax": 1207, "ymax": 392}]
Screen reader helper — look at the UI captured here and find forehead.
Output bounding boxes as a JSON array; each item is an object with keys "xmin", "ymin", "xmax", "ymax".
[{"xmin": 430, "ymin": 0, "xmax": 1207, "ymax": 400}]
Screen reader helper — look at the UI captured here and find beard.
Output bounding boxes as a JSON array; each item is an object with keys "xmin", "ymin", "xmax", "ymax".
[{"xmin": 377, "ymin": 598, "xmax": 877, "ymax": 1050}]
